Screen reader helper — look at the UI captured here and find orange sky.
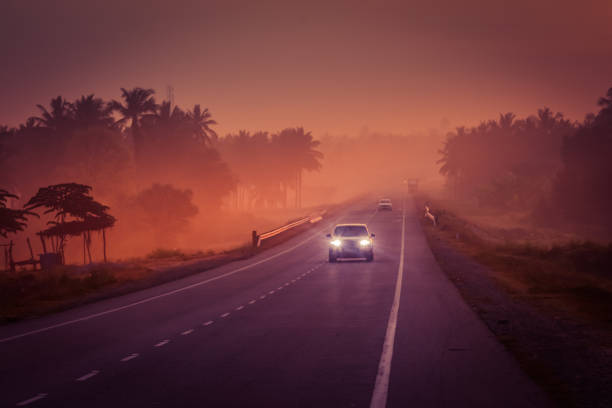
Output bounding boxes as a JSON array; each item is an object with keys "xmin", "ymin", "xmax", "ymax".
[{"xmin": 1, "ymin": 0, "xmax": 611, "ymax": 136}]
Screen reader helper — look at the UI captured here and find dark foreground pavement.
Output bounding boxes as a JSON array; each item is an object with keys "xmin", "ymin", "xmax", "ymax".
[{"xmin": 0, "ymin": 195, "xmax": 552, "ymax": 407}]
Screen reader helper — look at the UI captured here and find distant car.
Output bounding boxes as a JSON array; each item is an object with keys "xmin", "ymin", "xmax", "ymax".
[
  {"xmin": 378, "ymin": 198, "xmax": 392, "ymax": 210},
  {"xmin": 326, "ymin": 224, "xmax": 375, "ymax": 262}
]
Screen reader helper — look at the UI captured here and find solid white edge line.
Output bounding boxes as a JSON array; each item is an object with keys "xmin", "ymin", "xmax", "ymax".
[
  {"xmin": 370, "ymin": 197, "xmax": 406, "ymax": 408},
  {"xmin": 0, "ymin": 227, "xmax": 329, "ymax": 344},
  {"xmin": 76, "ymin": 370, "xmax": 100, "ymax": 382},
  {"xmin": 16, "ymin": 393, "xmax": 47, "ymax": 406}
]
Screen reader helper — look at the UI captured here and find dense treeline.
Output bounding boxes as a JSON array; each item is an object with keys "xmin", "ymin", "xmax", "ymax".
[
  {"xmin": 438, "ymin": 86, "xmax": 612, "ymax": 233},
  {"xmin": 544, "ymin": 88, "xmax": 612, "ymax": 228},
  {"xmin": 214, "ymin": 128, "xmax": 322, "ymax": 209},
  {"xmin": 0, "ymin": 87, "xmax": 323, "ymax": 260},
  {"xmin": 0, "ymin": 87, "xmax": 322, "ymax": 212},
  {"xmin": 438, "ymin": 109, "xmax": 573, "ymax": 208}
]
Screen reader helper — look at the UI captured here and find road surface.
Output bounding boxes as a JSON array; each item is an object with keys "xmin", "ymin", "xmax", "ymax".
[{"xmin": 0, "ymin": 195, "xmax": 551, "ymax": 407}]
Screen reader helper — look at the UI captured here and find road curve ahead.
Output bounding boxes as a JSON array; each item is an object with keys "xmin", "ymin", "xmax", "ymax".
[{"xmin": 0, "ymin": 195, "xmax": 551, "ymax": 407}]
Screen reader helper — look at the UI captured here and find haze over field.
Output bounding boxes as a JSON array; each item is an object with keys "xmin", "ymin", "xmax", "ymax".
[{"xmin": 1, "ymin": 0, "xmax": 612, "ymax": 263}]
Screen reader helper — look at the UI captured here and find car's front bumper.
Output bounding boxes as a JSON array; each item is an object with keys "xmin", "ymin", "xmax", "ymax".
[{"xmin": 329, "ymin": 244, "xmax": 373, "ymax": 258}]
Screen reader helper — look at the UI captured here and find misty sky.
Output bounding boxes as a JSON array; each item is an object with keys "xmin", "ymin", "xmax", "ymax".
[{"xmin": 1, "ymin": 0, "xmax": 611, "ymax": 136}]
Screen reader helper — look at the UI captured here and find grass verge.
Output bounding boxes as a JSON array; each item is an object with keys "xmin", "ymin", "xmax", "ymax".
[{"xmin": 420, "ymin": 198, "xmax": 612, "ymax": 325}]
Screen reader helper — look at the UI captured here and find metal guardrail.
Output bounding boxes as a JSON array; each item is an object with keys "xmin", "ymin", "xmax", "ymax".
[{"xmin": 252, "ymin": 210, "xmax": 326, "ymax": 248}]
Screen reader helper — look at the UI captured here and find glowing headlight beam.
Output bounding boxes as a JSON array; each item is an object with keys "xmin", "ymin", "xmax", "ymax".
[
  {"xmin": 360, "ymin": 239, "xmax": 372, "ymax": 246},
  {"xmin": 330, "ymin": 239, "xmax": 342, "ymax": 247}
]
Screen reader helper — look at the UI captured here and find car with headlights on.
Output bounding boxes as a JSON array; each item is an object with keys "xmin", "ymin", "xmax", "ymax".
[
  {"xmin": 378, "ymin": 198, "xmax": 392, "ymax": 210},
  {"xmin": 326, "ymin": 224, "xmax": 375, "ymax": 262}
]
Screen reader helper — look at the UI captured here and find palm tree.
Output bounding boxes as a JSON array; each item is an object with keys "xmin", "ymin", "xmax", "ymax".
[
  {"xmin": 110, "ymin": 87, "xmax": 157, "ymax": 129},
  {"xmin": 498, "ymin": 112, "xmax": 516, "ymax": 130},
  {"xmin": 437, "ymin": 127, "xmax": 468, "ymax": 198},
  {"xmin": 1, "ymin": 189, "xmax": 37, "ymax": 238},
  {"xmin": 154, "ymin": 101, "xmax": 186, "ymax": 127},
  {"xmin": 272, "ymin": 127, "xmax": 323, "ymax": 208},
  {"xmin": 109, "ymin": 88, "xmax": 157, "ymax": 159},
  {"xmin": 32, "ymin": 96, "xmax": 73, "ymax": 132},
  {"xmin": 145, "ymin": 101, "xmax": 188, "ymax": 150},
  {"xmin": 187, "ymin": 104, "xmax": 217, "ymax": 144},
  {"xmin": 72, "ymin": 94, "xmax": 114, "ymax": 128}
]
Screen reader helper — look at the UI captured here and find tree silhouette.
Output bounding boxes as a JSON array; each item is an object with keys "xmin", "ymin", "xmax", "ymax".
[
  {"xmin": 25, "ymin": 183, "xmax": 116, "ymax": 263},
  {"xmin": 72, "ymin": 94, "xmax": 114, "ymax": 129},
  {"xmin": 546, "ymin": 87, "xmax": 612, "ymax": 228},
  {"xmin": 272, "ymin": 127, "xmax": 323, "ymax": 208},
  {"xmin": 31, "ymin": 96, "xmax": 73, "ymax": 132},
  {"xmin": 437, "ymin": 110, "xmax": 573, "ymax": 208},
  {"xmin": 109, "ymin": 87, "xmax": 157, "ymax": 160},
  {"xmin": 134, "ymin": 184, "xmax": 198, "ymax": 247},
  {"xmin": 188, "ymin": 104, "xmax": 217, "ymax": 144},
  {"xmin": 0, "ymin": 190, "xmax": 37, "ymax": 238}
]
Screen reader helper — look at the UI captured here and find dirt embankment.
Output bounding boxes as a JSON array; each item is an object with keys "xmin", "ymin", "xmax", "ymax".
[{"xmin": 417, "ymin": 195, "xmax": 612, "ymax": 408}]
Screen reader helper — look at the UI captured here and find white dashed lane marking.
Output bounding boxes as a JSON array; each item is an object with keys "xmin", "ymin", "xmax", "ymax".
[
  {"xmin": 16, "ymin": 393, "xmax": 47, "ymax": 406},
  {"xmin": 120, "ymin": 353, "xmax": 139, "ymax": 362},
  {"xmin": 76, "ymin": 370, "xmax": 99, "ymax": 382},
  {"xmin": 12, "ymin": 263, "xmax": 325, "ymax": 407}
]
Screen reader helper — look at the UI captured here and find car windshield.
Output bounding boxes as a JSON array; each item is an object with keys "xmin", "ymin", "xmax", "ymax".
[{"xmin": 334, "ymin": 225, "xmax": 368, "ymax": 237}]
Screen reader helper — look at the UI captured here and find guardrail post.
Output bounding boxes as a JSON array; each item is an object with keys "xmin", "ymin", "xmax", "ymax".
[{"xmin": 252, "ymin": 230, "xmax": 258, "ymax": 248}]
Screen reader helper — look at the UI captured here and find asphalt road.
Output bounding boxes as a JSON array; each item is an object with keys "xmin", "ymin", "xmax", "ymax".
[{"xmin": 0, "ymin": 195, "xmax": 552, "ymax": 407}]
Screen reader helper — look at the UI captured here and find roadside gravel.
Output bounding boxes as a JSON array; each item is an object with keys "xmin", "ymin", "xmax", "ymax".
[{"xmin": 425, "ymin": 231, "xmax": 612, "ymax": 408}]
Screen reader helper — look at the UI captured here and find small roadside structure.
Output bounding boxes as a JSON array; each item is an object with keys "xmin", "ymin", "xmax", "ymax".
[{"xmin": 1, "ymin": 189, "xmax": 38, "ymax": 271}]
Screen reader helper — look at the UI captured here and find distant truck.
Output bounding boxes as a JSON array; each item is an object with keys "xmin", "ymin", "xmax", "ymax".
[{"xmin": 377, "ymin": 198, "xmax": 392, "ymax": 211}]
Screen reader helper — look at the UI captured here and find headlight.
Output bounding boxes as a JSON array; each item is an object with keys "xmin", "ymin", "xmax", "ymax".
[
  {"xmin": 330, "ymin": 239, "xmax": 342, "ymax": 247},
  {"xmin": 359, "ymin": 239, "xmax": 372, "ymax": 246}
]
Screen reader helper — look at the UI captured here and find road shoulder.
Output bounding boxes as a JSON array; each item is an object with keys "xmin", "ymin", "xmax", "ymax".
[{"xmin": 422, "ymin": 219, "xmax": 612, "ymax": 408}]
